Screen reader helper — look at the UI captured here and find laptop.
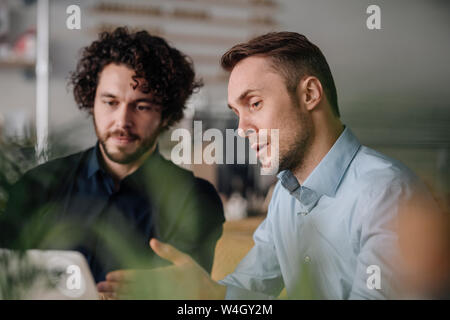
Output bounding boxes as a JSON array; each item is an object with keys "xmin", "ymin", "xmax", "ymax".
[{"xmin": 0, "ymin": 249, "xmax": 99, "ymax": 300}]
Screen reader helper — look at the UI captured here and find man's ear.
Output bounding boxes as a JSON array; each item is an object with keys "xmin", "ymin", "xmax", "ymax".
[
  {"xmin": 298, "ymin": 76, "xmax": 323, "ymax": 111},
  {"xmin": 160, "ymin": 117, "xmax": 170, "ymax": 131}
]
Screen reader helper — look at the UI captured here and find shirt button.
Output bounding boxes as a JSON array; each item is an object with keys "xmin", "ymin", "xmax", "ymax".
[
  {"xmin": 304, "ymin": 255, "xmax": 311, "ymax": 263},
  {"xmin": 299, "ymin": 212, "xmax": 308, "ymax": 216}
]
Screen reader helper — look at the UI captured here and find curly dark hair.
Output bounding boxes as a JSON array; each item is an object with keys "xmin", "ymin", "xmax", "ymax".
[{"xmin": 69, "ymin": 27, "xmax": 202, "ymax": 130}]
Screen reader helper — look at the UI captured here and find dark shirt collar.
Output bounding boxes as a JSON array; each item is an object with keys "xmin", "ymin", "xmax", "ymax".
[
  {"xmin": 87, "ymin": 142, "xmax": 162, "ymax": 183},
  {"xmin": 87, "ymin": 142, "xmax": 103, "ymax": 179}
]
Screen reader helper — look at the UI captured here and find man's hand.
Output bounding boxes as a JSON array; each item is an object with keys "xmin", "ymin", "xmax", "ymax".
[{"xmin": 97, "ymin": 238, "xmax": 226, "ymax": 299}]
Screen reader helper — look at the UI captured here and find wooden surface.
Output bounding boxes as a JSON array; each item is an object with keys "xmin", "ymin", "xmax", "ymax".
[{"xmin": 211, "ymin": 216, "xmax": 264, "ymax": 281}]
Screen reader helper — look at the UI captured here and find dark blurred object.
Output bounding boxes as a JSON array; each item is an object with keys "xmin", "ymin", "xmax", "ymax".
[
  {"xmin": 0, "ymin": 133, "xmax": 36, "ymax": 214},
  {"xmin": 0, "ymin": 0, "xmax": 9, "ymax": 40},
  {"xmin": 22, "ymin": 0, "xmax": 36, "ymax": 6}
]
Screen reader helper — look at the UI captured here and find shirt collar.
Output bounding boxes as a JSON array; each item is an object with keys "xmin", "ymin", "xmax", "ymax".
[
  {"xmin": 86, "ymin": 142, "xmax": 162, "ymax": 181},
  {"xmin": 277, "ymin": 126, "xmax": 361, "ymax": 210},
  {"xmin": 87, "ymin": 142, "xmax": 103, "ymax": 179}
]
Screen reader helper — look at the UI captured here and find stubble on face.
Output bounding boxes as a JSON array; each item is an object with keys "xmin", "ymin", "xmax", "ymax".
[
  {"xmin": 93, "ymin": 114, "xmax": 161, "ymax": 165},
  {"xmin": 228, "ymin": 56, "xmax": 314, "ymax": 176},
  {"xmin": 277, "ymin": 98, "xmax": 314, "ymax": 174}
]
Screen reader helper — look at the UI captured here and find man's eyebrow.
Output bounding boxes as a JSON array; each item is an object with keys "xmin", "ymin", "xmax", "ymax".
[
  {"xmin": 228, "ymin": 88, "xmax": 261, "ymax": 110},
  {"xmin": 238, "ymin": 89, "xmax": 260, "ymax": 102},
  {"xmin": 134, "ymin": 98, "xmax": 156, "ymax": 104},
  {"xmin": 100, "ymin": 92, "xmax": 117, "ymax": 98},
  {"xmin": 228, "ymin": 89, "xmax": 261, "ymax": 110},
  {"xmin": 99, "ymin": 93, "xmax": 157, "ymax": 104}
]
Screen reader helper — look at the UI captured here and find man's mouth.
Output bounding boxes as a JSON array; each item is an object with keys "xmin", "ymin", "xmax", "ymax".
[
  {"xmin": 110, "ymin": 133, "xmax": 138, "ymax": 144},
  {"xmin": 251, "ymin": 143, "xmax": 269, "ymax": 158}
]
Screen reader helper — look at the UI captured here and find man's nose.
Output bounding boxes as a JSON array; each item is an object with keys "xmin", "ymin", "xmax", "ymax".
[
  {"xmin": 115, "ymin": 104, "xmax": 133, "ymax": 128},
  {"xmin": 237, "ymin": 116, "xmax": 256, "ymax": 139}
]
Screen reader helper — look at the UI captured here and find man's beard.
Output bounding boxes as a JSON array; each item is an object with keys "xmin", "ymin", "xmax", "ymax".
[
  {"xmin": 94, "ymin": 122, "xmax": 160, "ymax": 165},
  {"xmin": 278, "ymin": 113, "xmax": 313, "ymax": 174}
]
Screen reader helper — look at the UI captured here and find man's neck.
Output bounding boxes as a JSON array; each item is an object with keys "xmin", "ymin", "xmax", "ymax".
[
  {"xmin": 293, "ymin": 119, "xmax": 344, "ymax": 184},
  {"xmin": 99, "ymin": 144, "xmax": 157, "ymax": 185}
]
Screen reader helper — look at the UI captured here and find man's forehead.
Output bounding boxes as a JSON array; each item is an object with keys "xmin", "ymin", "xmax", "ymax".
[
  {"xmin": 97, "ymin": 80, "xmax": 152, "ymax": 96},
  {"xmin": 231, "ymin": 56, "xmax": 274, "ymax": 78},
  {"xmin": 97, "ymin": 66, "xmax": 153, "ymax": 98},
  {"xmin": 228, "ymin": 58, "xmax": 280, "ymax": 101},
  {"xmin": 98, "ymin": 64, "xmax": 144, "ymax": 87}
]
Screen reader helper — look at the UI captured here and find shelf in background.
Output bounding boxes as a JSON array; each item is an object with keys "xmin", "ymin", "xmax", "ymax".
[{"xmin": 0, "ymin": 59, "xmax": 35, "ymax": 69}]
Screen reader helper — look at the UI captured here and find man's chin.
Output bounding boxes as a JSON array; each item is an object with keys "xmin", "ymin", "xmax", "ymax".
[
  {"xmin": 103, "ymin": 144, "xmax": 143, "ymax": 164},
  {"xmin": 258, "ymin": 158, "xmax": 279, "ymax": 175},
  {"xmin": 105, "ymin": 152, "xmax": 140, "ymax": 164}
]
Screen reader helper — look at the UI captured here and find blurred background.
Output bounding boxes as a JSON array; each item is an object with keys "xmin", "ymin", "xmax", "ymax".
[{"xmin": 0, "ymin": 0, "xmax": 449, "ymax": 284}]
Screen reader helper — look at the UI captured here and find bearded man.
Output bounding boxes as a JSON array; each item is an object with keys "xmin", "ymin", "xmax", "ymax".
[{"xmin": 0, "ymin": 27, "xmax": 225, "ymax": 284}]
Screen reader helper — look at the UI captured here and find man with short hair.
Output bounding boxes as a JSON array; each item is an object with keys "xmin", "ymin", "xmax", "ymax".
[
  {"xmin": 98, "ymin": 31, "xmax": 441, "ymax": 299},
  {"xmin": 0, "ymin": 27, "xmax": 225, "ymax": 284}
]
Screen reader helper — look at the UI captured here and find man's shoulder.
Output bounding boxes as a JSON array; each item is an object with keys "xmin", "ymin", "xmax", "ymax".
[
  {"xmin": 149, "ymin": 155, "xmax": 225, "ymax": 240},
  {"xmin": 155, "ymin": 154, "xmax": 194, "ymax": 177},
  {"xmin": 344, "ymin": 145, "xmax": 428, "ymax": 215},
  {"xmin": 153, "ymin": 154, "xmax": 218, "ymax": 194},
  {"xmin": 351, "ymin": 145, "xmax": 418, "ymax": 191},
  {"xmin": 20, "ymin": 148, "xmax": 92, "ymax": 184}
]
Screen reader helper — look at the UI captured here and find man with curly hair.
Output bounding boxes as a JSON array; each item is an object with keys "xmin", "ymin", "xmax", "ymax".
[{"xmin": 0, "ymin": 27, "xmax": 224, "ymax": 287}]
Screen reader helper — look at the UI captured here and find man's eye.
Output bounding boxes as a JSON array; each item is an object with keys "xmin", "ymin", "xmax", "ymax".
[
  {"xmin": 103, "ymin": 101, "xmax": 117, "ymax": 106},
  {"xmin": 136, "ymin": 105, "xmax": 151, "ymax": 111},
  {"xmin": 250, "ymin": 101, "xmax": 261, "ymax": 109}
]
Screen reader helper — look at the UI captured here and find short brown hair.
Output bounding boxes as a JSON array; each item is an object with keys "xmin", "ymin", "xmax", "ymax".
[{"xmin": 221, "ymin": 32, "xmax": 339, "ymax": 117}]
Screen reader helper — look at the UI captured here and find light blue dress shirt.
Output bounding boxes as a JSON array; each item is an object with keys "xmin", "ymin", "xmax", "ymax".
[{"xmin": 219, "ymin": 126, "xmax": 427, "ymax": 299}]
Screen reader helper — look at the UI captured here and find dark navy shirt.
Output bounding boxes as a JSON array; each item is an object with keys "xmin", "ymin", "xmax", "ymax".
[
  {"xmin": 67, "ymin": 143, "xmax": 160, "ymax": 282},
  {"xmin": 1, "ymin": 143, "xmax": 225, "ymax": 283}
]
